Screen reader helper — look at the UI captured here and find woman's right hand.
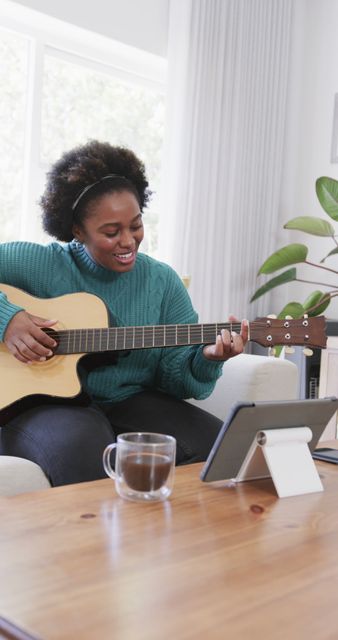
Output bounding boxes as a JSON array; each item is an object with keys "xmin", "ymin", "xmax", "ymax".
[{"xmin": 4, "ymin": 310, "xmax": 58, "ymax": 364}]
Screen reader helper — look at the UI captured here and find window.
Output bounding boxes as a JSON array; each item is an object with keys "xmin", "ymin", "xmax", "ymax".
[
  {"xmin": 0, "ymin": 6, "xmax": 166, "ymax": 255},
  {"xmin": 0, "ymin": 28, "xmax": 29, "ymax": 241}
]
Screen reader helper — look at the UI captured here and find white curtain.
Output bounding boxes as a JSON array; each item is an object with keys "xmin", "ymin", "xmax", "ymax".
[{"xmin": 159, "ymin": 0, "xmax": 293, "ymax": 322}]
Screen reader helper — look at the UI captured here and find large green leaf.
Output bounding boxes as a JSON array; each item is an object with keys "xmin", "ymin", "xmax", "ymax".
[
  {"xmin": 320, "ymin": 246, "xmax": 338, "ymax": 263},
  {"xmin": 284, "ymin": 216, "xmax": 335, "ymax": 237},
  {"xmin": 316, "ymin": 176, "xmax": 338, "ymax": 221},
  {"xmin": 278, "ymin": 302, "xmax": 305, "ymax": 318},
  {"xmin": 250, "ymin": 268, "xmax": 296, "ymax": 302},
  {"xmin": 303, "ymin": 290, "xmax": 331, "ymax": 316},
  {"xmin": 258, "ymin": 244, "xmax": 308, "ymax": 275}
]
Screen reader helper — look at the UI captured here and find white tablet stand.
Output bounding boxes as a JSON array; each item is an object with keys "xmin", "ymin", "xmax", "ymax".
[{"xmin": 235, "ymin": 426, "xmax": 323, "ymax": 498}]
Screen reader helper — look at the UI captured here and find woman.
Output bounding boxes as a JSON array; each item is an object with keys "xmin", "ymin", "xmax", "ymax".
[{"xmin": 0, "ymin": 141, "xmax": 248, "ymax": 485}]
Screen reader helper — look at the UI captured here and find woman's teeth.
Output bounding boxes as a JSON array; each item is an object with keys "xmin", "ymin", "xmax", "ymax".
[{"xmin": 114, "ymin": 252, "xmax": 133, "ymax": 262}]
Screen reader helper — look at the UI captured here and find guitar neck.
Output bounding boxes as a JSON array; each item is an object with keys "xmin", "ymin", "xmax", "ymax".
[
  {"xmin": 52, "ymin": 322, "xmax": 242, "ymax": 355},
  {"xmin": 50, "ymin": 315, "xmax": 327, "ymax": 353}
]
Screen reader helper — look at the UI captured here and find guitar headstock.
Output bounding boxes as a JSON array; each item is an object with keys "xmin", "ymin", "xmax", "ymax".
[{"xmin": 250, "ymin": 316, "xmax": 327, "ymax": 349}]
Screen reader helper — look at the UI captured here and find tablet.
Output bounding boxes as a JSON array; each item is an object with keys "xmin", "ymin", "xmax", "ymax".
[{"xmin": 200, "ymin": 397, "xmax": 338, "ymax": 483}]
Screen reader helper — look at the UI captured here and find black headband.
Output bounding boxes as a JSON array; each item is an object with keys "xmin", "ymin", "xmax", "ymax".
[{"xmin": 71, "ymin": 174, "xmax": 131, "ymax": 213}]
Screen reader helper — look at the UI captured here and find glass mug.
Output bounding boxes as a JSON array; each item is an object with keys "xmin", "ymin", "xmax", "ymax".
[{"xmin": 103, "ymin": 432, "xmax": 176, "ymax": 502}]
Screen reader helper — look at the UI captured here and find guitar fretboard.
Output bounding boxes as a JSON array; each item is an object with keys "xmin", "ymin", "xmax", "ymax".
[{"xmin": 51, "ymin": 322, "xmax": 242, "ymax": 355}]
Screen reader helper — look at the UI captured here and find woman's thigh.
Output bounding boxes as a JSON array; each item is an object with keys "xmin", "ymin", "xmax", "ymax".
[
  {"xmin": 102, "ymin": 390, "xmax": 223, "ymax": 465},
  {"xmin": 0, "ymin": 404, "xmax": 115, "ymax": 486}
]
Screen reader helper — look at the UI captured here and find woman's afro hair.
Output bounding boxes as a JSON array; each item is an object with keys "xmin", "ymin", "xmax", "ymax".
[{"xmin": 40, "ymin": 140, "xmax": 150, "ymax": 241}]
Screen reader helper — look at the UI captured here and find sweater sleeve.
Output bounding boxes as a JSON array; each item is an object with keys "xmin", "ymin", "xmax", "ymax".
[
  {"xmin": 0, "ymin": 241, "xmax": 56, "ymax": 341},
  {"xmin": 0, "ymin": 243, "xmax": 26, "ymax": 341},
  {"xmin": 0, "ymin": 291, "xmax": 24, "ymax": 341},
  {"xmin": 154, "ymin": 269, "xmax": 223, "ymax": 400}
]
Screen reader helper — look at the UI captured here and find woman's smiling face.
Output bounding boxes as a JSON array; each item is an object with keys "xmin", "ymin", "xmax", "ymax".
[{"xmin": 73, "ymin": 190, "xmax": 144, "ymax": 272}]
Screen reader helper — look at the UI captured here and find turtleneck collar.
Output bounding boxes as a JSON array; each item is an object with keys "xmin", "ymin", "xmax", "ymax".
[{"xmin": 70, "ymin": 240, "xmax": 124, "ymax": 280}]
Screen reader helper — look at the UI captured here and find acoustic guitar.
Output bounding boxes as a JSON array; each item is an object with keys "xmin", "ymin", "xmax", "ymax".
[{"xmin": 0, "ymin": 283, "xmax": 327, "ymax": 426}]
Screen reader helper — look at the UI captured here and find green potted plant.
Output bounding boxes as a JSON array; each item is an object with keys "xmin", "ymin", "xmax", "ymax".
[{"xmin": 251, "ymin": 176, "xmax": 338, "ymax": 322}]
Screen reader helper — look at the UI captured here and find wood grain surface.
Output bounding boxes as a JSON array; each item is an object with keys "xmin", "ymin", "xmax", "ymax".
[{"xmin": 1, "ymin": 456, "xmax": 338, "ymax": 640}]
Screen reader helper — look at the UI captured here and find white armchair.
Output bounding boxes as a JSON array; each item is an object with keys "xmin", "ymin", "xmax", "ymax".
[
  {"xmin": 189, "ymin": 352, "xmax": 298, "ymax": 419},
  {"xmin": 0, "ymin": 455, "xmax": 51, "ymax": 496},
  {"xmin": 0, "ymin": 353, "xmax": 298, "ymax": 496}
]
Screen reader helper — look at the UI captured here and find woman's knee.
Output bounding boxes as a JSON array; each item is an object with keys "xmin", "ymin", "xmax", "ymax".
[{"xmin": 1, "ymin": 404, "xmax": 115, "ymax": 486}]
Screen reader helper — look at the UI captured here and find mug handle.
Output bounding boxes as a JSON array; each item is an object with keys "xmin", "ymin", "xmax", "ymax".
[{"xmin": 103, "ymin": 443, "xmax": 117, "ymax": 479}]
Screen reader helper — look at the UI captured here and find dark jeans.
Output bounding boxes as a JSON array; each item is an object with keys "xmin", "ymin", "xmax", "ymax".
[{"xmin": 0, "ymin": 390, "xmax": 222, "ymax": 487}]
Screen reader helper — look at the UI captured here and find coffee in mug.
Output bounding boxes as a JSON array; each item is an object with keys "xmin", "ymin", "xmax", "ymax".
[
  {"xmin": 122, "ymin": 452, "xmax": 172, "ymax": 492},
  {"xmin": 103, "ymin": 433, "xmax": 176, "ymax": 502}
]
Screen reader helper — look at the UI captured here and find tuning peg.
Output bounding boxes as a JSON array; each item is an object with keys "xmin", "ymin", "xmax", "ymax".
[
  {"xmin": 303, "ymin": 347, "xmax": 313, "ymax": 357},
  {"xmin": 284, "ymin": 346, "xmax": 295, "ymax": 354},
  {"xmin": 285, "ymin": 315, "xmax": 293, "ymax": 320},
  {"xmin": 267, "ymin": 314, "xmax": 277, "ymax": 319}
]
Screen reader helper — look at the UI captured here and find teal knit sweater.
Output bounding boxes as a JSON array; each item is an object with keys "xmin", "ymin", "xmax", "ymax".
[{"xmin": 0, "ymin": 241, "xmax": 223, "ymax": 403}]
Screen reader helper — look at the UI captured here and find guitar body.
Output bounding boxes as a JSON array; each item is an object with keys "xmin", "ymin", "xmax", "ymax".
[{"xmin": 0, "ymin": 284, "xmax": 109, "ymax": 425}]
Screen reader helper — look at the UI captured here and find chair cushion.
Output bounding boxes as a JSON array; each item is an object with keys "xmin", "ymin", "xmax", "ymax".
[
  {"xmin": 0, "ymin": 456, "xmax": 51, "ymax": 496},
  {"xmin": 189, "ymin": 353, "xmax": 299, "ymax": 420}
]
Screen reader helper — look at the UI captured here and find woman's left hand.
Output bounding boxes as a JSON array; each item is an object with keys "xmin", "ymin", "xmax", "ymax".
[{"xmin": 203, "ymin": 316, "xmax": 249, "ymax": 362}]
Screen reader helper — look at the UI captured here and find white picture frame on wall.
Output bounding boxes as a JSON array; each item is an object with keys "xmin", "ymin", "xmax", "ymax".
[{"xmin": 331, "ymin": 93, "xmax": 338, "ymax": 163}]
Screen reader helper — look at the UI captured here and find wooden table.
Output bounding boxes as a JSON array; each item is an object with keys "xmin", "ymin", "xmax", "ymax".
[{"xmin": 1, "ymin": 459, "xmax": 338, "ymax": 640}]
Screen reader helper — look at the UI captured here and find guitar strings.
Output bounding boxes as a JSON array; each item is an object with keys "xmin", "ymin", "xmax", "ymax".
[{"xmin": 45, "ymin": 322, "xmax": 244, "ymax": 353}]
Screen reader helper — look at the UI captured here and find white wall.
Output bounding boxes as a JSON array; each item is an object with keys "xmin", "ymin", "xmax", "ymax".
[
  {"xmin": 8, "ymin": 0, "xmax": 169, "ymax": 56},
  {"xmin": 276, "ymin": 0, "xmax": 338, "ymax": 320}
]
